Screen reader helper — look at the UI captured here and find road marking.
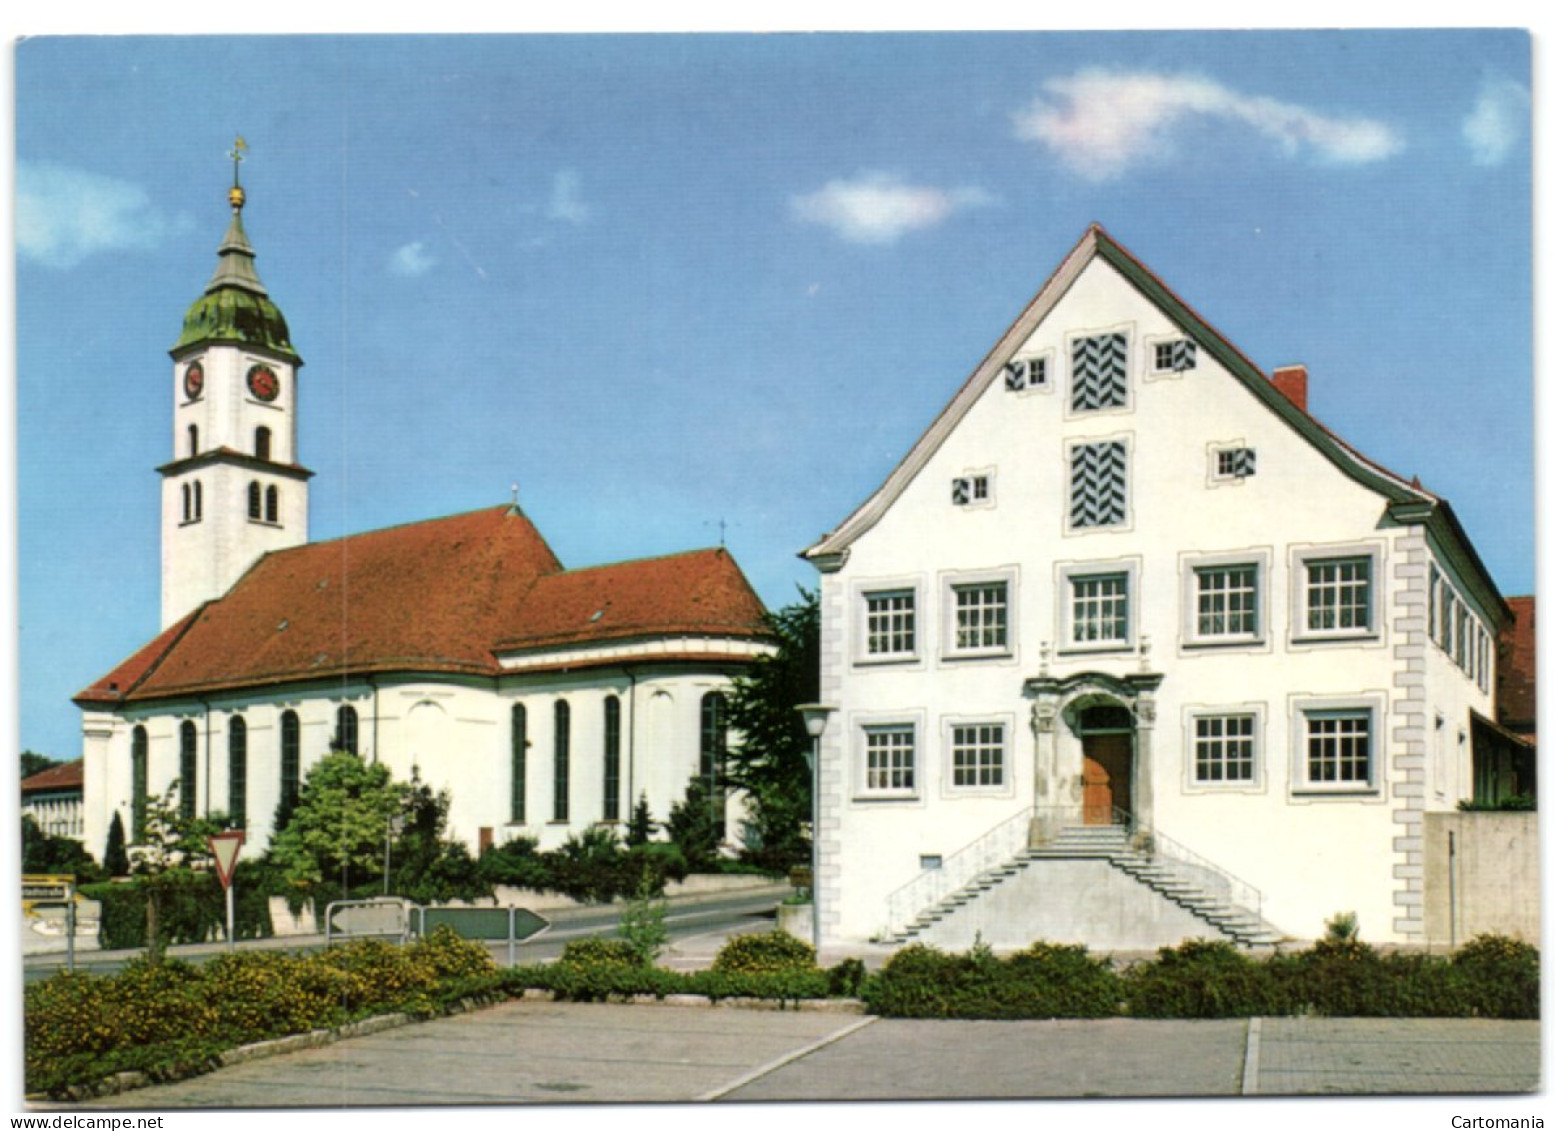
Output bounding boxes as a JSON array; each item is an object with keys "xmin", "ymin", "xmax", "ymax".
[
  {"xmin": 1241, "ymin": 1016, "xmax": 1262, "ymax": 1095},
  {"xmin": 696, "ymin": 1015, "xmax": 878, "ymax": 1101}
]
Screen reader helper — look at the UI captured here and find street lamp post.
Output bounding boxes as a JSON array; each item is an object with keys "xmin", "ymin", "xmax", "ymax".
[
  {"xmin": 795, "ymin": 703, "xmax": 835, "ymax": 953},
  {"xmin": 384, "ymin": 813, "xmax": 406, "ymax": 897}
]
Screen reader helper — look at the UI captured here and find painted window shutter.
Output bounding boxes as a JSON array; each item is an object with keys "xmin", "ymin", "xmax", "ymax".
[
  {"xmin": 1071, "ymin": 332, "xmax": 1128, "ymax": 410},
  {"xmin": 1070, "ymin": 441, "xmax": 1128, "ymax": 527}
]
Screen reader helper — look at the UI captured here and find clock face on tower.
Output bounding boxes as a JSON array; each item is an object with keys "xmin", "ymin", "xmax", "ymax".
[
  {"xmin": 183, "ymin": 361, "xmax": 204, "ymax": 400},
  {"xmin": 246, "ymin": 364, "xmax": 280, "ymax": 403}
]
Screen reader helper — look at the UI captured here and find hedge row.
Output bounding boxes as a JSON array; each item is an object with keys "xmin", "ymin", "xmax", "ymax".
[
  {"xmin": 863, "ymin": 935, "xmax": 1539, "ymax": 1022},
  {"xmin": 80, "ymin": 867, "xmax": 274, "ymax": 950},
  {"xmin": 24, "ymin": 930, "xmax": 1539, "ymax": 1097},
  {"xmin": 24, "ymin": 927, "xmax": 496, "ymax": 1096},
  {"xmin": 1123, "ymin": 936, "xmax": 1540, "ymax": 1020}
]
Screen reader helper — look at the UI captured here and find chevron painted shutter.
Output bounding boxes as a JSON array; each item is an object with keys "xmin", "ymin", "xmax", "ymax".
[
  {"xmin": 1155, "ymin": 339, "xmax": 1197, "ymax": 372},
  {"xmin": 1069, "ymin": 441, "xmax": 1128, "ymax": 527},
  {"xmin": 1071, "ymin": 333, "xmax": 1128, "ymax": 410}
]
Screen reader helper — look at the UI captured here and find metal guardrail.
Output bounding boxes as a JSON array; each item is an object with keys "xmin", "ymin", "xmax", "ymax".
[
  {"xmin": 324, "ymin": 898, "xmax": 413, "ymax": 947},
  {"xmin": 1111, "ymin": 806, "xmax": 1264, "ymax": 926},
  {"xmin": 883, "ymin": 806, "xmax": 1036, "ymax": 938},
  {"xmin": 882, "ymin": 803, "xmax": 1266, "ymax": 939}
]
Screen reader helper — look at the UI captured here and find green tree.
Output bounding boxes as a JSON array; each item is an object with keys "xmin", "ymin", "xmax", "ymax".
[
  {"xmin": 268, "ymin": 751, "xmax": 406, "ymax": 892},
  {"xmin": 666, "ymin": 775, "xmax": 722, "ymax": 872},
  {"xmin": 127, "ymin": 782, "xmax": 218, "ymax": 964},
  {"xmin": 103, "ymin": 811, "xmax": 130, "ymax": 877},
  {"xmin": 625, "ymin": 793, "xmax": 655, "ymax": 847},
  {"xmin": 387, "ymin": 770, "xmax": 489, "ymax": 902},
  {"xmin": 21, "ymin": 815, "xmax": 104, "ymax": 883},
  {"xmin": 721, "ymin": 589, "xmax": 819, "ymax": 871},
  {"xmin": 19, "ymin": 751, "xmax": 60, "ymax": 780}
]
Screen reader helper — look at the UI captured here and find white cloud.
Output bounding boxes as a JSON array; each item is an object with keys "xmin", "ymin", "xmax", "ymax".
[
  {"xmin": 1463, "ymin": 77, "xmax": 1529, "ymax": 167},
  {"xmin": 388, "ymin": 240, "xmax": 437, "ymax": 277},
  {"xmin": 790, "ymin": 172, "xmax": 994, "ymax": 245},
  {"xmin": 17, "ymin": 161, "xmax": 192, "ymax": 269},
  {"xmin": 1012, "ymin": 70, "xmax": 1403, "ymax": 181},
  {"xmin": 546, "ymin": 170, "xmax": 590, "ymax": 225}
]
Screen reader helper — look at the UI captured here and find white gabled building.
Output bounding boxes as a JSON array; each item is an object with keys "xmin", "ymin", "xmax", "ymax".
[{"xmin": 803, "ymin": 225, "xmax": 1514, "ymax": 950}]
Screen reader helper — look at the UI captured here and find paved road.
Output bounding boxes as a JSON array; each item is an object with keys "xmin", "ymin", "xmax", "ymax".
[
  {"xmin": 52, "ymin": 1002, "xmax": 1539, "ymax": 1108},
  {"xmin": 22, "ymin": 889, "xmax": 784, "ymax": 983}
]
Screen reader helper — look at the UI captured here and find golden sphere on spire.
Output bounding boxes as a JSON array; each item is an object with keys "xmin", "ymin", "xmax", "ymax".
[{"xmin": 229, "ymin": 185, "xmax": 246, "ymax": 210}]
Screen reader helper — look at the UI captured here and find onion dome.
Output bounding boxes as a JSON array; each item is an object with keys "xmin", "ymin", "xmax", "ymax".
[{"xmin": 171, "ymin": 147, "xmax": 301, "ymax": 364}]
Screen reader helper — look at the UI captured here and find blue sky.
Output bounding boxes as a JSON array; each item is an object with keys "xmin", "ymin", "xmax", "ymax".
[{"xmin": 14, "ymin": 29, "xmax": 1533, "ymax": 763}]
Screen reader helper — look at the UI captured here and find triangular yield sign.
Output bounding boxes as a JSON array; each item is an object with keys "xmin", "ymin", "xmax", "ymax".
[{"xmin": 208, "ymin": 831, "xmax": 245, "ymax": 889}]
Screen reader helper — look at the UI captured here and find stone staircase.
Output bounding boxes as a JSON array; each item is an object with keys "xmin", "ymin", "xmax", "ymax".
[{"xmin": 888, "ymin": 824, "xmax": 1282, "ymax": 948}]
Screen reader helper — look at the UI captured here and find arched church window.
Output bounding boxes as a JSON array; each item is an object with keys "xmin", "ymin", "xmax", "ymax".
[
  {"xmin": 553, "ymin": 700, "xmax": 571, "ymax": 822},
  {"xmin": 265, "ymin": 485, "xmax": 279, "ymax": 523},
  {"xmin": 182, "ymin": 484, "xmax": 192, "ymax": 522},
  {"xmin": 602, "ymin": 696, "xmax": 621, "ymax": 822},
  {"xmin": 188, "ymin": 424, "xmax": 199, "ymax": 458},
  {"xmin": 280, "ymin": 711, "xmax": 300, "ymax": 813},
  {"xmin": 511, "ymin": 703, "xmax": 528, "ymax": 824},
  {"xmin": 131, "ymin": 726, "xmax": 148, "ymax": 842},
  {"xmin": 335, "ymin": 705, "xmax": 359, "ymax": 755},
  {"xmin": 193, "ymin": 481, "xmax": 203, "ymax": 520},
  {"xmin": 255, "ymin": 426, "xmax": 271, "ymax": 461},
  {"xmin": 228, "ymin": 716, "xmax": 247, "ymax": 829},
  {"xmin": 700, "ymin": 691, "xmax": 728, "ymax": 826},
  {"xmin": 179, "ymin": 720, "xmax": 197, "ymax": 819},
  {"xmin": 248, "ymin": 481, "xmax": 261, "ymax": 520}
]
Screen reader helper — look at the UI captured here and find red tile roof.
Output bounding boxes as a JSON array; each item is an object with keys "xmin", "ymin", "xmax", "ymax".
[
  {"xmin": 76, "ymin": 506, "xmax": 770, "ymax": 705},
  {"xmin": 1497, "ymin": 595, "xmax": 1536, "ymax": 738},
  {"xmin": 496, "ymin": 548, "xmax": 770, "ymax": 653},
  {"xmin": 21, "ymin": 759, "xmax": 84, "ymax": 795}
]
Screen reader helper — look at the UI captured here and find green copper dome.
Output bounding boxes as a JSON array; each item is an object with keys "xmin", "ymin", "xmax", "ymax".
[{"xmin": 172, "ymin": 207, "xmax": 301, "ymax": 364}]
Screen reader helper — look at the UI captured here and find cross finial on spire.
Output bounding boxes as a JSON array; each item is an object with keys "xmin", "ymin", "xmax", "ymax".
[{"xmin": 227, "ymin": 135, "xmax": 248, "ymax": 211}]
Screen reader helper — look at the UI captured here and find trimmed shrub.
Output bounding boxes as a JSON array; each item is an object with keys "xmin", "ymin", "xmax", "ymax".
[
  {"xmin": 1125, "ymin": 939, "xmax": 1290, "ymax": 1019},
  {"xmin": 82, "ymin": 870, "xmax": 273, "ymax": 950},
  {"xmin": 865, "ymin": 941, "xmax": 1120, "ymax": 1020},
  {"xmin": 560, "ymin": 937, "xmax": 646, "ymax": 969},
  {"xmin": 826, "ymin": 957, "xmax": 869, "ymax": 998},
  {"xmin": 1452, "ymin": 933, "xmax": 1539, "ymax": 1020},
  {"xmin": 24, "ymin": 935, "xmax": 507, "ymax": 1097},
  {"xmin": 712, "ymin": 930, "xmax": 818, "ymax": 976}
]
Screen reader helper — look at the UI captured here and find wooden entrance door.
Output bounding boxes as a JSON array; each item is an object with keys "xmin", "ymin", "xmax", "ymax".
[{"xmin": 1081, "ymin": 733, "xmax": 1132, "ymax": 825}]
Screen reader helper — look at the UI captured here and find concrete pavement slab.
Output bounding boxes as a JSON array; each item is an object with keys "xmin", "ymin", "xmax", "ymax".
[
  {"xmin": 70, "ymin": 1001, "xmax": 865, "ymax": 1108},
  {"xmin": 722, "ymin": 1017, "xmax": 1250, "ymax": 1100},
  {"xmin": 1250, "ymin": 1018, "xmax": 1539, "ymax": 1095}
]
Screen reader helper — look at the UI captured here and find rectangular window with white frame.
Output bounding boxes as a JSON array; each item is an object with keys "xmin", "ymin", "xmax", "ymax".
[
  {"xmin": 943, "ymin": 571, "xmax": 1015, "ymax": 659},
  {"xmin": 948, "ymin": 722, "xmax": 1006, "ymax": 790},
  {"xmin": 861, "ymin": 723, "xmax": 917, "ymax": 797},
  {"xmin": 1002, "ymin": 353, "xmax": 1051, "ymax": 393},
  {"xmin": 1151, "ymin": 337, "xmax": 1197, "ymax": 375},
  {"xmin": 1294, "ymin": 702, "xmax": 1381, "ymax": 794},
  {"xmin": 1063, "ymin": 566, "xmax": 1134, "ymax": 650},
  {"xmin": 1192, "ymin": 713, "xmax": 1258, "ymax": 785},
  {"xmin": 1292, "ymin": 546, "xmax": 1380, "ymax": 642},
  {"xmin": 861, "ymin": 588, "xmax": 917, "ymax": 661},
  {"xmin": 1192, "ymin": 562, "xmax": 1260, "ymax": 643}
]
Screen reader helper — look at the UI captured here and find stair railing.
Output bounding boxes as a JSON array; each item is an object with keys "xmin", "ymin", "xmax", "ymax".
[
  {"xmin": 1113, "ymin": 807, "xmax": 1264, "ymax": 926},
  {"xmin": 881, "ymin": 805, "xmax": 1035, "ymax": 939}
]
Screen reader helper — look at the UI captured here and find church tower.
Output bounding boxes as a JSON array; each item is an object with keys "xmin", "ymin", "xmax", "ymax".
[{"xmin": 160, "ymin": 141, "xmax": 312, "ymax": 628}]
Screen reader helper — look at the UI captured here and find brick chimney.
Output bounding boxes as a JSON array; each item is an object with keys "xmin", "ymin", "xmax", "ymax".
[{"xmin": 1271, "ymin": 365, "xmax": 1308, "ymax": 412}]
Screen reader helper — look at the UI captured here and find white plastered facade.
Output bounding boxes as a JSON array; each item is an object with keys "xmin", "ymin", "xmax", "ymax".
[
  {"xmin": 81, "ymin": 660, "xmax": 756, "ymax": 863},
  {"xmin": 807, "ymin": 238, "xmax": 1502, "ymax": 947}
]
